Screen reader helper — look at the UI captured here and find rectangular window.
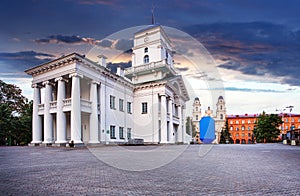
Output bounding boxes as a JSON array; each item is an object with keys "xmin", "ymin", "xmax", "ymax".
[
  {"xmin": 236, "ymin": 133, "xmax": 239, "ymax": 137},
  {"xmin": 248, "ymin": 120, "xmax": 251, "ymax": 124},
  {"xmin": 248, "ymin": 126, "xmax": 251, "ymax": 131},
  {"xmin": 242, "ymin": 126, "xmax": 245, "ymax": 130},
  {"xmin": 230, "ymin": 120, "xmax": 233, "ymax": 124},
  {"xmin": 291, "ymin": 118, "xmax": 294, "ymax": 122},
  {"xmin": 242, "ymin": 120, "xmax": 245, "ymax": 124},
  {"xmin": 127, "ymin": 102, "xmax": 132, "ymax": 114},
  {"xmin": 110, "ymin": 125, "xmax": 116, "ymax": 139},
  {"xmin": 119, "ymin": 127, "xmax": 124, "ymax": 139},
  {"xmin": 248, "ymin": 133, "xmax": 251, "ymax": 137},
  {"xmin": 142, "ymin": 102, "xmax": 148, "ymax": 114},
  {"xmin": 242, "ymin": 133, "xmax": 245, "ymax": 137},
  {"xmin": 236, "ymin": 120, "xmax": 239, "ymax": 124},
  {"xmin": 127, "ymin": 128, "xmax": 131, "ymax": 140},
  {"xmin": 110, "ymin": 95, "xmax": 115, "ymax": 109},
  {"xmin": 119, "ymin": 99, "xmax": 124, "ymax": 111}
]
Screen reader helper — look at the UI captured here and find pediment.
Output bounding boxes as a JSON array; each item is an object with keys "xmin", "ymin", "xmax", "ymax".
[{"xmin": 167, "ymin": 75, "xmax": 190, "ymax": 102}]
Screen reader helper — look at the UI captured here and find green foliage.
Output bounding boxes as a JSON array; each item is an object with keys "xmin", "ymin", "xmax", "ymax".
[
  {"xmin": 253, "ymin": 111, "xmax": 283, "ymax": 143},
  {"xmin": 186, "ymin": 116, "xmax": 196, "ymax": 137},
  {"xmin": 220, "ymin": 120, "xmax": 233, "ymax": 144},
  {"xmin": 0, "ymin": 80, "xmax": 32, "ymax": 145}
]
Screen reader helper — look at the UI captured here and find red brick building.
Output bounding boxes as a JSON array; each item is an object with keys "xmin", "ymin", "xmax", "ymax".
[
  {"xmin": 227, "ymin": 114, "xmax": 257, "ymax": 144},
  {"xmin": 226, "ymin": 113, "xmax": 300, "ymax": 144}
]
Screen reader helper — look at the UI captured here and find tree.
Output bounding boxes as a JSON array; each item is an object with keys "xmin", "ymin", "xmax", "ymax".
[
  {"xmin": 220, "ymin": 119, "xmax": 233, "ymax": 144},
  {"xmin": 0, "ymin": 80, "xmax": 32, "ymax": 145},
  {"xmin": 253, "ymin": 111, "xmax": 283, "ymax": 143},
  {"xmin": 186, "ymin": 116, "xmax": 196, "ymax": 137}
]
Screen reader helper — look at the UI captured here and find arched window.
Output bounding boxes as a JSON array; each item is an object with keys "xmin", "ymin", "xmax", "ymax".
[
  {"xmin": 220, "ymin": 105, "xmax": 222, "ymax": 110},
  {"xmin": 196, "ymin": 115, "xmax": 198, "ymax": 121},
  {"xmin": 220, "ymin": 114, "xmax": 223, "ymax": 120},
  {"xmin": 144, "ymin": 55, "xmax": 149, "ymax": 64},
  {"xmin": 196, "ymin": 107, "xmax": 198, "ymax": 111},
  {"xmin": 144, "ymin": 47, "xmax": 148, "ymax": 53}
]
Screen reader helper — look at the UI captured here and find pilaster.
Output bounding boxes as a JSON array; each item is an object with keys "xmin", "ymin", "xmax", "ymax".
[
  {"xmin": 177, "ymin": 105, "xmax": 183, "ymax": 143},
  {"xmin": 168, "ymin": 98, "xmax": 174, "ymax": 143},
  {"xmin": 89, "ymin": 80, "xmax": 100, "ymax": 144},
  {"xmin": 160, "ymin": 94, "xmax": 168, "ymax": 143}
]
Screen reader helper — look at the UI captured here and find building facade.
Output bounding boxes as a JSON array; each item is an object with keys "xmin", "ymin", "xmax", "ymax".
[
  {"xmin": 227, "ymin": 113, "xmax": 300, "ymax": 144},
  {"xmin": 25, "ymin": 24, "xmax": 190, "ymax": 146},
  {"xmin": 227, "ymin": 114, "xmax": 257, "ymax": 144}
]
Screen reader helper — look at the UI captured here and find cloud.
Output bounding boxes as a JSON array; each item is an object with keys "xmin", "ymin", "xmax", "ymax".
[
  {"xmin": 98, "ymin": 39, "xmax": 113, "ymax": 48},
  {"xmin": 34, "ymin": 35, "xmax": 100, "ymax": 45},
  {"xmin": 114, "ymin": 39, "xmax": 133, "ymax": 51},
  {"xmin": 224, "ymin": 87, "xmax": 284, "ymax": 93},
  {"xmin": 0, "ymin": 51, "xmax": 55, "ymax": 72},
  {"xmin": 107, "ymin": 61, "xmax": 132, "ymax": 73},
  {"xmin": 184, "ymin": 22, "xmax": 300, "ymax": 86}
]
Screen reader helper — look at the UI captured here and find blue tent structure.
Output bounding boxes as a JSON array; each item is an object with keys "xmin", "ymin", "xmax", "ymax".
[{"xmin": 200, "ymin": 116, "xmax": 215, "ymax": 143}]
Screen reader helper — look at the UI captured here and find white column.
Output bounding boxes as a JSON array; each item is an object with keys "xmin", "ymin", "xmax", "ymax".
[
  {"xmin": 70, "ymin": 73, "xmax": 83, "ymax": 144},
  {"xmin": 160, "ymin": 94, "xmax": 168, "ymax": 143},
  {"xmin": 168, "ymin": 98, "xmax": 174, "ymax": 143},
  {"xmin": 100, "ymin": 83, "xmax": 106, "ymax": 143},
  {"xmin": 55, "ymin": 77, "xmax": 67, "ymax": 143},
  {"xmin": 181, "ymin": 106, "xmax": 189, "ymax": 143},
  {"xmin": 177, "ymin": 105, "xmax": 183, "ymax": 143},
  {"xmin": 89, "ymin": 81, "xmax": 100, "ymax": 143},
  {"xmin": 31, "ymin": 84, "xmax": 42, "ymax": 144},
  {"xmin": 152, "ymin": 94, "xmax": 159, "ymax": 143},
  {"xmin": 42, "ymin": 81, "xmax": 53, "ymax": 143}
]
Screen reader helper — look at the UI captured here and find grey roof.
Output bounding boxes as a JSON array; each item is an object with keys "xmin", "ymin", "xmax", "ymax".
[{"xmin": 135, "ymin": 24, "xmax": 161, "ymax": 34}]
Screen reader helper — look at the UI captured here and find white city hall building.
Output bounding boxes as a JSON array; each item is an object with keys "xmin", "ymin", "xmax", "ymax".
[{"xmin": 25, "ymin": 24, "xmax": 190, "ymax": 146}]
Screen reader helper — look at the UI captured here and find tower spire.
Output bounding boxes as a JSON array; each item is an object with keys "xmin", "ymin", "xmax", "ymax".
[{"xmin": 151, "ymin": 3, "xmax": 155, "ymax": 24}]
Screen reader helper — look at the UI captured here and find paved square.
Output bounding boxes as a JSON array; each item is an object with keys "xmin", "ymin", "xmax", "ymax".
[{"xmin": 0, "ymin": 144, "xmax": 299, "ymax": 195}]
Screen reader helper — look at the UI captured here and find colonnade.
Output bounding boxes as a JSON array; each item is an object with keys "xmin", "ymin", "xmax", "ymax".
[
  {"xmin": 160, "ymin": 94, "xmax": 184, "ymax": 144},
  {"xmin": 31, "ymin": 73, "xmax": 99, "ymax": 144}
]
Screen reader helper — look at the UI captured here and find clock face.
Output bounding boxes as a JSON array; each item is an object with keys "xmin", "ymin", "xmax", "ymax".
[{"xmin": 144, "ymin": 37, "xmax": 149, "ymax": 42}]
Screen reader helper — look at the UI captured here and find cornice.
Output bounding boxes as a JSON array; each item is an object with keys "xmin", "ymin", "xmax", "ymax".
[{"xmin": 25, "ymin": 53, "xmax": 83, "ymax": 76}]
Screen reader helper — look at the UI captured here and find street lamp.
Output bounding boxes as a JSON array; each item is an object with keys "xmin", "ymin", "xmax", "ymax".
[
  {"xmin": 276, "ymin": 108, "xmax": 286, "ymax": 144},
  {"xmin": 286, "ymin": 106, "xmax": 295, "ymax": 145}
]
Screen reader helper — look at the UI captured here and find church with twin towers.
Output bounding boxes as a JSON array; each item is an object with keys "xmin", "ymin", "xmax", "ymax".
[{"xmin": 25, "ymin": 24, "xmax": 191, "ymax": 146}]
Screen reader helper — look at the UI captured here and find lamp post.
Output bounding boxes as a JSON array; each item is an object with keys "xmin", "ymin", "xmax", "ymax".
[
  {"xmin": 276, "ymin": 108, "xmax": 286, "ymax": 144},
  {"xmin": 286, "ymin": 106, "xmax": 295, "ymax": 145}
]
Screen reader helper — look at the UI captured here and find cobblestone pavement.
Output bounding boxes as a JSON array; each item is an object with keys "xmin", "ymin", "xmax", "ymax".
[{"xmin": 0, "ymin": 144, "xmax": 299, "ymax": 195}]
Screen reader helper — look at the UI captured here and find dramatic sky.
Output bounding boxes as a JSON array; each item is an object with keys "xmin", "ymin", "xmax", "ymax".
[{"xmin": 1, "ymin": 0, "xmax": 300, "ymax": 115}]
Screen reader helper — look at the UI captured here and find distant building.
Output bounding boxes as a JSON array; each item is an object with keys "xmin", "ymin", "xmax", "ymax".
[
  {"xmin": 25, "ymin": 24, "xmax": 190, "ymax": 146},
  {"xmin": 227, "ymin": 113, "xmax": 300, "ymax": 144},
  {"xmin": 226, "ymin": 114, "xmax": 258, "ymax": 144},
  {"xmin": 192, "ymin": 96, "xmax": 226, "ymax": 143}
]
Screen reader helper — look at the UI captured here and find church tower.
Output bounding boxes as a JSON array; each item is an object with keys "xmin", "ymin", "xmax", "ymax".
[
  {"xmin": 192, "ymin": 97, "xmax": 201, "ymax": 141},
  {"xmin": 216, "ymin": 96, "xmax": 226, "ymax": 121},
  {"xmin": 215, "ymin": 96, "xmax": 226, "ymax": 143}
]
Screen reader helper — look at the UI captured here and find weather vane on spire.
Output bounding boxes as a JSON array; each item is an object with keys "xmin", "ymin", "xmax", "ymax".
[{"xmin": 151, "ymin": 2, "xmax": 155, "ymax": 24}]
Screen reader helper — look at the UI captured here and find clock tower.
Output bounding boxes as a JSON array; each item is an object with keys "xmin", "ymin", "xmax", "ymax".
[{"xmin": 125, "ymin": 24, "xmax": 176, "ymax": 84}]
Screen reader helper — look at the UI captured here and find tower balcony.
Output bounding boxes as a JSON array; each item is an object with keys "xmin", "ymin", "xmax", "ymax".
[{"xmin": 125, "ymin": 59, "xmax": 177, "ymax": 79}]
